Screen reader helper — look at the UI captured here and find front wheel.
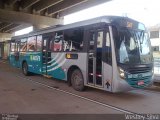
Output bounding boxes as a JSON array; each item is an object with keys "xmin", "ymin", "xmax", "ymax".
[
  {"xmin": 71, "ymin": 69, "xmax": 84, "ymax": 91},
  {"xmin": 22, "ymin": 62, "xmax": 29, "ymax": 76}
]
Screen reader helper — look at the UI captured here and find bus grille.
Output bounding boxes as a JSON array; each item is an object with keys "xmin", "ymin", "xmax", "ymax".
[
  {"xmin": 127, "ymin": 67, "xmax": 151, "ymax": 74},
  {"xmin": 126, "ymin": 76, "xmax": 152, "ymax": 88},
  {"xmin": 124, "ymin": 65, "xmax": 153, "ymax": 88}
]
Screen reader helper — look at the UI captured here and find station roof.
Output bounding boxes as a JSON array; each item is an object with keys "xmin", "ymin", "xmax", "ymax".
[{"xmin": 0, "ymin": 0, "xmax": 110, "ymax": 33}]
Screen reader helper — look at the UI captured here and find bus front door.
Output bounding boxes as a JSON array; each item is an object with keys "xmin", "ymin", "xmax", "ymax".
[
  {"xmin": 14, "ymin": 41, "xmax": 20, "ymax": 67},
  {"xmin": 42, "ymin": 36, "xmax": 52, "ymax": 75},
  {"xmin": 88, "ymin": 30, "xmax": 104, "ymax": 87}
]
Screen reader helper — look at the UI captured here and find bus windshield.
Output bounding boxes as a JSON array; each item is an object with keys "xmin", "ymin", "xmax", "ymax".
[{"xmin": 113, "ymin": 27, "xmax": 153, "ymax": 64}]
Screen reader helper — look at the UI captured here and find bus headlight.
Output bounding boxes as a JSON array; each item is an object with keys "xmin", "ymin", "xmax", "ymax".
[{"xmin": 118, "ymin": 67, "xmax": 125, "ymax": 79}]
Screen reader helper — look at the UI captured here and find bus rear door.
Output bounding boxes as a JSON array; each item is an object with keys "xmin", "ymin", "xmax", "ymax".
[
  {"xmin": 14, "ymin": 40, "xmax": 20, "ymax": 67},
  {"xmin": 42, "ymin": 35, "xmax": 52, "ymax": 75}
]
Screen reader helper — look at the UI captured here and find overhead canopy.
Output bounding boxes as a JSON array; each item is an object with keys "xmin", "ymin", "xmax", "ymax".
[{"xmin": 0, "ymin": 0, "xmax": 111, "ymax": 33}]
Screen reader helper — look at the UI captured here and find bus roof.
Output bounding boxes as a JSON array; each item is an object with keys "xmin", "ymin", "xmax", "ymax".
[{"xmin": 12, "ymin": 16, "xmax": 144, "ymax": 40}]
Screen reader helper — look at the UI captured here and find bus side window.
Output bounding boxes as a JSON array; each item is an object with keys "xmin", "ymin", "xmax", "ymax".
[
  {"xmin": 27, "ymin": 36, "xmax": 36, "ymax": 51},
  {"xmin": 10, "ymin": 42, "xmax": 16, "ymax": 52},
  {"xmin": 97, "ymin": 32, "xmax": 103, "ymax": 48},
  {"xmin": 64, "ymin": 28, "xmax": 84, "ymax": 52},
  {"xmin": 37, "ymin": 35, "xmax": 42, "ymax": 51},
  {"xmin": 106, "ymin": 32, "xmax": 110, "ymax": 47},
  {"xmin": 14, "ymin": 42, "xmax": 18, "ymax": 52},
  {"xmin": 16, "ymin": 41, "xmax": 20, "ymax": 52},
  {"xmin": 54, "ymin": 32, "xmax": 63, "ymax": 52},
  {"xmin": 20, "ymin": 38, "xmax": 27, "ymax": 52},
  {"xmin": 89, "ymin": 32, "xmax": 95, "ymax": 51}
]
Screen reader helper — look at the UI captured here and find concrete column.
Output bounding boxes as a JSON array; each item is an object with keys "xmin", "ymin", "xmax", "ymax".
[
  {"xmin": 0, "ymin": 33, "xmax": 12, "ymax": 42},
  {"xmin": 0, "ymin": 43, "xmax": 4, "ymax": 59}
]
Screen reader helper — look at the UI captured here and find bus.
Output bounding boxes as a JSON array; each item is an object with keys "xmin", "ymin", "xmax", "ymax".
[{"xmin": 9, "ymin": 16, "xmax": 154, "ymax": 92}]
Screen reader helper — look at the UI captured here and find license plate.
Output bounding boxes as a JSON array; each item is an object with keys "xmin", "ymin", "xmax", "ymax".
[{"xmin": 138, "ymin": 81, "xmax": 144, "ymax": 85}]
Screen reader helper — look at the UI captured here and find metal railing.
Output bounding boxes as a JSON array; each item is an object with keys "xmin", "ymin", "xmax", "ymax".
[{"xmin": 154, "ymin": 57, "xmax": 160, "ymax": 75}]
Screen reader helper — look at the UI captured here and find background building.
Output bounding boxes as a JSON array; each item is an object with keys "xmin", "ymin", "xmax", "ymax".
[{"xmin": 148, "ymin": 25, "xmax": 160, "ymax": 80}]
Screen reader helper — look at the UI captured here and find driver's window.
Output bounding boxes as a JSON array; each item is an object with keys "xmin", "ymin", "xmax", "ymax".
[{"xmin": 140, "ymin": 32, "xmax": 150, "ymax": 55}]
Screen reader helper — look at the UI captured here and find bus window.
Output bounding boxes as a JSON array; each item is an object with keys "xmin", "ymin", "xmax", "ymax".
[
  {"xmin": 54, "ymin": 31, "xmax": 63, "ymax": 52},
  {"xmin": 20, "ymin": 38, "xmax": 27, "ymax": 52},
  {"xmin": 89, "ymin": 32, "xmax": 95, "ymax": 51},
  {"xmin": 17, "ymin": 42, "xmax": 20, "ymax": 52},
  {"xmin": 106, "ymin": 32, "xmax": 110, "ymax": 47},
  {"xmin": 97, "ymin": 32, "xmax": 103, "ymax": 48},
  {"xmin": 10, "ymin": 42, "xmax": 16, "ymax": 52},
  {"xmin": 27, "ymin": 36, "xmax": 36, "ymax": 51},
  {"xmin": 37, "ymin": 35, "xmax": 42, "ymax": 51},
  {"xmin": 64, "ymin": 28, "xmax": 84, "ymax": 52},
  {"xmin": 15, "ymin": 42, "xmax": 18, "ymax": 52}
]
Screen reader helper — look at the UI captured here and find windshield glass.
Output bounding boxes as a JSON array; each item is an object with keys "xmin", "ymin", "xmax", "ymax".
[{"xmin": 113, "ymin": 27, "xmax": 153, "ymax": 64}]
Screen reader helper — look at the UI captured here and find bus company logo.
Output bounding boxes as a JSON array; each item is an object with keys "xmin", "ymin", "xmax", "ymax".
[
  {"xmin": 43, "ymin": 53, "xmax": 67, "ymax": 72},
  {"xmin": 30, "ymin": 55, "xmax": 40, "ymax": 61}
]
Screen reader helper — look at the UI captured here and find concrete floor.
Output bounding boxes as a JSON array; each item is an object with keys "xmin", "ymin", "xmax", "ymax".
[
  {"xmin": 0, "ymin": 60, "xmax": 160, "ymax": 114},
  {"xmin": 0, "ymin": 60, "xmax": 120, "ymax": 114}
]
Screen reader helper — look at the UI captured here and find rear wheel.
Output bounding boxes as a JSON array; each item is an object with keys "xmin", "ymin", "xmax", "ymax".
[
  {"xmin": 22, "ymin": 62, "xmax": 29, "ymax": 76},
  {"xmin": 71, "ymin": 69, "xmax": 84, "ymax": 91}
]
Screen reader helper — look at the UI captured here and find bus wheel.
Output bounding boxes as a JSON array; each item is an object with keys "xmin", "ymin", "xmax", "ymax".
[
  {"xmin": 71, "ymin": 69, "xmax": 84, "ymax": 91},
  {"xmin": 22, "ymin": 62, "xmax": 29, "ymax": 76}
]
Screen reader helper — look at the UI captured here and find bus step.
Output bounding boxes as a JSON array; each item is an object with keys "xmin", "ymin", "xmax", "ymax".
[{"xmin": 43, "ymin": 74, "xmax": 52, "ymax": 79}]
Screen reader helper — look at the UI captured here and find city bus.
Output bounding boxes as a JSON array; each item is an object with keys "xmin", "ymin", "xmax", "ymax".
[{"xmin": 9, "ymin": 16, "xmax": 154, "ymax": 92}]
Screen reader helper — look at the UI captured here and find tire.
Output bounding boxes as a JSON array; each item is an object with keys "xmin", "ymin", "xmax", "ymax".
[
  {"xmin": 71, "ymin": 69, "xmax": 84, "ymax": 91},
  {"xmin": 22, "ymin": 62, "xmax": 29, "ymax": 76}
]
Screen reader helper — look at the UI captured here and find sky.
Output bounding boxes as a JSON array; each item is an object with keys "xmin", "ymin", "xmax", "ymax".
[
  {"xmin": 15, "ymin": 26, "xmax": 33, "ymax": 36},
  {"xmin": 64, "ymin": 0, "xmax": 160, "ymax": 27}
]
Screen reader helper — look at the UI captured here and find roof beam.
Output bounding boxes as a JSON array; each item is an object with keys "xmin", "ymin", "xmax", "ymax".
[
  {"xmin": 0, "ymin": 9, "xmax": 63, "ymax": 26},
  {"xmin": 0, "ymin": 0, "xmax": 3, "ymax": 8},
  {"xmin": 5, "ymin": 0, "xmax": 18, "ymax": 5},
  {"xmin": 0, "ymin": 23, "xmax": 12, "ymax": 31},
  {"xmin": 3, "ymin": 24, "xmax": 21, "ymax": 33},
  {"xmin": 59, "ymin": 0, "xmax": 111, "ymax": 17},
  {"xmin": 20, "ymin": 0, "xmax": 40, "ymax": 9},
  {"xmin": 33, "ymin": 0, "xmax": 63, "ymax": 13},
  {"xmin": 2, "ymin": 24, "xmax": 20, "ymax": 32},
  {"xmin": 47, "ymin": 0, "xmax": 88, "ymax": 15},
  {"xmin": 6, "ymin": 24, "xmax": 31, "ymax": 33},
  {"xmin": 0, "ymin": 22, "xmax": 5, "ymax": 27}
]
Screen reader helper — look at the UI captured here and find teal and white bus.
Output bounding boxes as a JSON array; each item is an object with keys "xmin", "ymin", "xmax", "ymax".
[{"xmin": 9, "ymin": 16, "xmax": 154, "ymax": 92}]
